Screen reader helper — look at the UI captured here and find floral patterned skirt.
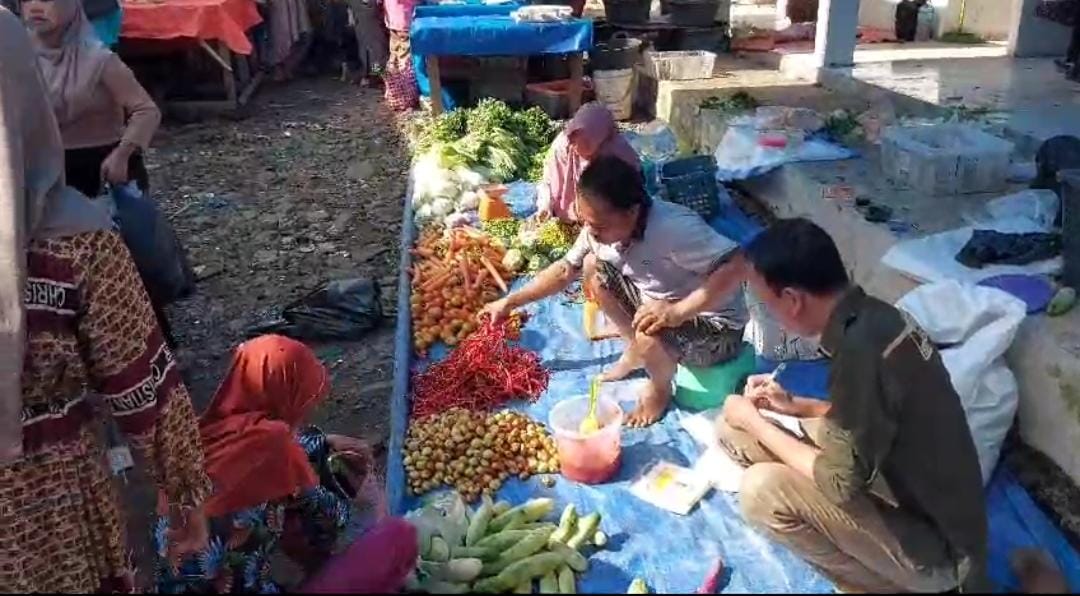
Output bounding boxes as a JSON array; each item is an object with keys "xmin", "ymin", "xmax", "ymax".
[{"xmin": 388, "ymin": 29, "xmax": 411, "ymax": 73}]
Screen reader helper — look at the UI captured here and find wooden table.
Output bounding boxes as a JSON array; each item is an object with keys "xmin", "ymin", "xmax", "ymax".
[
  {"xmin": 120, "ymin": 0, "xmax": 264, "ymax": 113},
  {"xmin": 410, "ymin": 14, "xmax": 594, "ymax": 115},
  {"xmin": 425, "ymin": 53, "xmax": 585, "ymax": 115}
]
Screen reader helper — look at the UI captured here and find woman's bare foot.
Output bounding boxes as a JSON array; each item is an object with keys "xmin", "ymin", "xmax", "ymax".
[
  {"xmin": 599, "ymin": 351, "xmax": 642, "ymax": 382},
  {"xmin": 626, "ymin": 384, "xmax": 671, "ymax": 427}
]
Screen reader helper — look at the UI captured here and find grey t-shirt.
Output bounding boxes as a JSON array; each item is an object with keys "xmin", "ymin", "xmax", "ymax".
[{"xmin": 565, "ymin": 199, "xmax": 747, "ymax": 327}]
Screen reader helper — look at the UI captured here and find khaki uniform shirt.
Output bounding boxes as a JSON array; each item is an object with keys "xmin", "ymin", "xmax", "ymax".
[{"xmin": 815, "ymin": 286, "xmax": 989, "ymax": 591}]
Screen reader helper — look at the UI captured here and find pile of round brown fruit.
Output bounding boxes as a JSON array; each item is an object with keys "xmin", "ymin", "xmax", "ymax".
[{"xmin": 404, "ymin": 408, "xmax": 560, "ymax": 502}]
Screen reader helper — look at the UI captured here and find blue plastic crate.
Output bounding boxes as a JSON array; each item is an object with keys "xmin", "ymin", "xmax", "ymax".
[{"xmin": 660, "ymin": 155, "xmax": 720, "ymax": 218}]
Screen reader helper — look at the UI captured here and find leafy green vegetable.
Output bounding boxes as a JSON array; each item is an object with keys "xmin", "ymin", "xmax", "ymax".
[
  {"xmin": 413, "ymin": 109, "xmax": 469, "ymax": 153},
  {"xmin": 482, "ymin": 218, "xmax": 522, "ymax": 247},
  {"xmin": 525, "ymin": 146, "xmax": 550, "ymax": 183},
  {"xmin": 412, "ymin": 99, "xmax": 558, "ymax": 184},
  {"xmin": 823, "ymin": 110, "xmax": 861, "ymax": 144},
  {"xmin": 508, "ymin": 106, "xmax": 560, "ymax": 150},
  {"xmin": 700, "ymin": 91, "xmax": 758, "ymax": 114},
  {"xmin": 467, "ymin": 98, "xmax": 515, "ymax": 137}
]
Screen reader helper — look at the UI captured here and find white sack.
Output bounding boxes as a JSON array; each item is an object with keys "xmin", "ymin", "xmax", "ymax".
[{"xmin": 895, "ymin": 280, "xmax": 1027, "ymax": 483}]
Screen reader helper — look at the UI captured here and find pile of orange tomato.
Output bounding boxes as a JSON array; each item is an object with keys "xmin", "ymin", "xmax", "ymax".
[{"xmin": 409, "ymin": 226, "xmax": 515, "ymax": 356}]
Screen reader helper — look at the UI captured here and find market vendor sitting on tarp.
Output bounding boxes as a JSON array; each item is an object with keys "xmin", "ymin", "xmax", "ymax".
[
  {"xmin": 484, "ymin": 155, "xmax": 748, "ymax": 427},
  {"xmin": 717, "ymin": 218, "xmax": 989, "ymax": 593},
  {"xmin": 536, "ymin": 102, "xmax": 641, "ymax": 222}
]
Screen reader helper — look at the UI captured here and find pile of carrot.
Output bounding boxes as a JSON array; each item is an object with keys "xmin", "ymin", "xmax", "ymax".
[{"xmin": 410, "ymin": 226, "xmax": 515, "ymax": 355}]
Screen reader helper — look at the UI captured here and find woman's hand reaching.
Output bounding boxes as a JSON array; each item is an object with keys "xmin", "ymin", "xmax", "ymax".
[
  {"xmin": 327, "ymin": 434, "xmax": 372, "ymax": 475},
  {"xmin": 100, "ymin": 144, "xmax": 134, "ymax": 187}
]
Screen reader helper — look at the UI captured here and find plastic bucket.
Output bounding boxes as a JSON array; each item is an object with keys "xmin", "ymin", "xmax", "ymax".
[
  {"xmin": 549, "ymin": 395, "xmax": 623, "ymax": 484},
  {"xmin": 602, "ymin": 0, "xmax": 650, "ymax": 24},
  {"xmin": 593, "ymin": 68, "xmax": 636, "ymax": 121},
  {"xmin": 667, "ymin": 0, "xmax": 719, "ymax": 27},
  {"xmin": 592, "ymin": 32, "xmax": 644, "ymax": 71},
  {"xmin": 673, "ymin": 343, "xmax": 757, "ymax": 411}
]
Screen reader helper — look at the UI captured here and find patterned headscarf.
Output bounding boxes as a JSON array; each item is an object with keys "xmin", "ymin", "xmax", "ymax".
[{"xmin": 0, "ymin": 7, "xmax": 113, "ymax": 464}]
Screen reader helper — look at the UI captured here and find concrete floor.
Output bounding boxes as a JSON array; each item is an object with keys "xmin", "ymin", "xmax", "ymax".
[
  {"xmin": 649, "ymin": 47, "xmax": 1080, "ymax": 486},
  {"xmin": 848, "ymin": 57, "xmax": 1080, "ymax": 139}
]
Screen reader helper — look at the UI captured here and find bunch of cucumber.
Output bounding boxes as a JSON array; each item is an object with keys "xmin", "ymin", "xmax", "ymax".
[{"xmin": 408, "ymin": 497, "xmax": 606, "ymax": 594}]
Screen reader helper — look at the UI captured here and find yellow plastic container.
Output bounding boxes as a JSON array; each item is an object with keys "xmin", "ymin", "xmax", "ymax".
[{"xmin": 583, "ymin": 300, "xmax": 620, "ymax": 341}]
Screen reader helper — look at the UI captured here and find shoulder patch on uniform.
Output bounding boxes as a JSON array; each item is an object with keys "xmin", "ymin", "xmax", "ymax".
[{"xmin": 882, "ymin": 311, "xmax": 935, "ymax": 361}]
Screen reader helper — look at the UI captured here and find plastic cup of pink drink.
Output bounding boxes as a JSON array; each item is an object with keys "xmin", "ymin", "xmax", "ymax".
[{"xmin": 549, "ymin": 395, "xmax": 623, "ymax": 484}]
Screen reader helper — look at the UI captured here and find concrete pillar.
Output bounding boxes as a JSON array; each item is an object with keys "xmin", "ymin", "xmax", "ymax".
[
  {"xmin": 1008, "ymin": 0, "xmax": 1072, "ymax": 58},
  {"xmin": 814, "ymin": 0, "xmax": 860, "ymax": 68},
  {"xmin": 776, "ymin": 0, "xmax": 792, "ymax": 29}
]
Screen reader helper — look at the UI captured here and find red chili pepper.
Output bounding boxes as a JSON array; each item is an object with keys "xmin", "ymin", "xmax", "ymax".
[
  {"xmin": 411, "ymin": 317, "xmax": 549, "ymax": 418},
  {"xmin": 697, "ymin": 558, "xmax": 724, "ymax": 594}
]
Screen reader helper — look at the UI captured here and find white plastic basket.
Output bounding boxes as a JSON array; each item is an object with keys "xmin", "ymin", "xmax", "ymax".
[
  {"xmin": 641, "ymin": 50, "xmax": 716, "ymax": 81},
  {"xmin": 880, "ymin": 124, "xmax": 1014, "ymax": 195}
]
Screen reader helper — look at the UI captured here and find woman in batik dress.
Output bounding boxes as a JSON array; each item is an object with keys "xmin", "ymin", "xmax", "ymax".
[{"xmin": 0, "ymin": 7, "xmax": 211, "ymax": 592}]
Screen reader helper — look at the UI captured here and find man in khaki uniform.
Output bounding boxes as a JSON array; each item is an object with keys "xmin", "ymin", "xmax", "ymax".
[{"xmin": 717, "ymin": 218, "xmax": 988, "ymax": 593}]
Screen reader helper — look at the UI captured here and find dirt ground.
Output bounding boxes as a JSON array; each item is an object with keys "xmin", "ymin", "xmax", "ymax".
[
  {"xmin": 116, "ymin": 76, "xmax": 410, "ymax": 587},
  {"xmin": 152, "ymin": 77, "xmax": 409, "ymax": 451}
]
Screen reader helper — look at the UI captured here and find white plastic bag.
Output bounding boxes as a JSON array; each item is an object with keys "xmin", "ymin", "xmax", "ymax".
[
  {"xmin": 623, "ymin": 121, "xmax": 679, "ymax": 163},
  {"xmin": 979, "ymin": 189, "xmax": 1059, "ymax": 232},
  {"xmin": 743, "ymin": 286, "xmax": 821, "ymax": 361},
  {"xmin": 895, "ymin": 280, "xmax": 1027, "ymax": 483}
]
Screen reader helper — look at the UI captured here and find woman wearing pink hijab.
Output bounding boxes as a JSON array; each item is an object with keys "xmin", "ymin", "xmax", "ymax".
[{"xmin": 537, "ymin": 102, "xmax": 642, "ymax": 222}]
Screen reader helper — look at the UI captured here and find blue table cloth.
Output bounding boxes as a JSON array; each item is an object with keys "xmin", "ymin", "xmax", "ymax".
[
  {"xmin": 414, "ymin": 2, "xmax": 520, "ymax": 18},
  {"xmin": 410, "ymin": 15, "xmax": 592, "ymax": 56},
  {"xmin": 409, "ymin": 12, "xmax": 591, "ymax": 111},
  {"xmin": 385, "ymin": 175, "xmax": 1080, "ymax": 592}
]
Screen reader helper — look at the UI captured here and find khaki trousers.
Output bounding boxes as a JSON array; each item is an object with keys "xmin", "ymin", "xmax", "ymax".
[{"xmin": 717, "ymin": 419, "xmax": 960, "ymax": 593}]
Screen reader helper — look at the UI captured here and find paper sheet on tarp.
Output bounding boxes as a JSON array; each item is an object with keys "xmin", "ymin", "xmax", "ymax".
[
  {"xmin": 121, "ymin": 0, "xmax": 262, "ymax": 55},
  {"xmin": 410, "ymin": 15, "xmax": 592, "ymax": 56}
]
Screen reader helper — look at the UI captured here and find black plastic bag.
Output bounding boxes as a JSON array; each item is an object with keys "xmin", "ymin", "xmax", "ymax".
[
  {"xmin": 956, "ymin": 229, "xmax": 1062, "ymax": 269},
  {"xmin": 249, "ymin": 278, "xmax": 382, "ymax": 341},
  {"xmin": 109, "ymin": 183, "xmax": 196, "ymax": 306}
]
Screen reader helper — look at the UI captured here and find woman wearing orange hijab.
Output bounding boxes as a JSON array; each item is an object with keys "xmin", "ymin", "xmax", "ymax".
[{"xmin": 154, "ymin": 335, "xmax": 417, "ymax": 593}]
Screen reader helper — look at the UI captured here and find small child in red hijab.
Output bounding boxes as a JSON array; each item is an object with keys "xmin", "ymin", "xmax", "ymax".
[{"xmin": 156, "ymin": 335, "xmax": 416, "ymax": 593}]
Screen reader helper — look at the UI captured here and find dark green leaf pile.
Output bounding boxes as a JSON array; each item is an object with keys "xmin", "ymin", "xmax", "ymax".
[{"xmin": 412, "ymin": 100, "xmax": 559, "ymax": 183}]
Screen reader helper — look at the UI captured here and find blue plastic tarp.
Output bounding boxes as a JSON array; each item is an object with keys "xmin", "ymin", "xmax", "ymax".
[
  {"xmin": 388, "ymin": 183, "xmax": 831, "ymax": 592},
  {"xmin": 386, "ymin": 179, "xmax": 1080, "ymax": 592},
  {"xmin": 410, "ymin": 15, "xmax": 592, "ymax": 56}
]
